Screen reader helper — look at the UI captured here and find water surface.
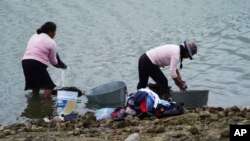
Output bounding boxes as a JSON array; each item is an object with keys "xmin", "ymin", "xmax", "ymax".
[{"xmin": 1, "ymin": 0, "xmax": 250, "ymax": 125}]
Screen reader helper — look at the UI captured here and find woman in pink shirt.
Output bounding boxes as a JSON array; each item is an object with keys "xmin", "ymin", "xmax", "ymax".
[
  {"xmin": 22, "ymin": 22, "xmax": 67, "ymax": 99},
  {"xmin": 137, "ymin": 40, "xmax": 197, "ymax": 98}
]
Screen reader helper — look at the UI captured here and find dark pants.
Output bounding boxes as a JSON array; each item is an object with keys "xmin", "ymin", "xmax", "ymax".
[{"xmin": 137, "ymin": 53, "xmax": 169, "ymax": 95}]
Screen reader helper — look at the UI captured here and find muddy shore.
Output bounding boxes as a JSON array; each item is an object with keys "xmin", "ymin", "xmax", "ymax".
[{"xmin": 1, "ymin": 105, "xmax": 250, "ymax": 141}]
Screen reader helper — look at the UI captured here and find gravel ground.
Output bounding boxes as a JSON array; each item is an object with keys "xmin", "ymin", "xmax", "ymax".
[{"xmin": 1, "ymin": 106, "xmax": 250, "ymax": 141}]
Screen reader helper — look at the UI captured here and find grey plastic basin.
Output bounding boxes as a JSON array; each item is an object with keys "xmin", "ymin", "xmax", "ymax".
[
  {"xmin": 86, "ymin": 81, "xmax": 127, "ymax": 108},
  {"xmin": 170, "ymin": 90, "xmax": 209, "ymax": 108}
]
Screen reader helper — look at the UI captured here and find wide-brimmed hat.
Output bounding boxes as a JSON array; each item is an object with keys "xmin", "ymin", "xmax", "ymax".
[{"xmin": 184, "ymin": 40, "xmax": 197, "ymax": 60}]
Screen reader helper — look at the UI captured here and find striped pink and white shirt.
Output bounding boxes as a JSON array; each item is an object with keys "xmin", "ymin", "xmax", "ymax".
[
  {"xmin": 22, "ymin": 33, "xmax": 58, "ymax": 66},
  {"xmin": 146, "ymin": 44, "xmax": 180, "ymax": 78}
]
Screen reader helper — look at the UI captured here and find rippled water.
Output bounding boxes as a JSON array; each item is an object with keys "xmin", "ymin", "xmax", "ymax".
[{"xmin": 0, "ymin": 0, "xmax": 250, "ymax": 125}]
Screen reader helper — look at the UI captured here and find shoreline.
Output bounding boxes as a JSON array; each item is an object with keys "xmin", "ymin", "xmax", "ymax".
[{"xmin": 1, "ymin": 105, "xmax": 250, "ymax": 141}]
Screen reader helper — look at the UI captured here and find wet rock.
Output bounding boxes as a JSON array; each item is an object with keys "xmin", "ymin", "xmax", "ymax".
[
  {"xmin": 238, "ymin": 120, "xmax": 250, "ymax": 125},
  {"xmin": 125, "ymin": 115, "xmax": 140, "ymax": 126},
  {"xmin": 73, "ymin": 128, "xmax": 81, "ymax": 136},
  {"xmin": 164, "ymin": 113, "xmax": 198, "ymax": 125},
  {"xmin": 117, "ymin": 121, "xmax": 127, "ymax": 128},
  {"xmin": 36, "ymin": 118, "xmax": 48, "ymax": 127},
  {"xmin": 206, "ymin": 130, "xmax": 221, "ymax": 140},
  {"xmin": 3, "ymin": 129, "xmax": 11, "ymax": 136},
  {"xmin": 230, "ymin": 106, "xmax": 240, "ymax": 112},
  {"xmin": 210, "ymin": 113, "xmax": 219, "ymax": 121},
  {"xmin": 207, "ymin": 106, "xmax": 224, "ymax": 113},
  {"xmin": 239, "ymin": 107, "xmax": 248, "ymax": 117},
  {"xmin": 67, "ymin": 131, "xmax": 74, "ymax": 136},
  {"xmin": 189, "ymin": 126, "xmax": 199, "ymax": 135},
  {"xmin": 0, "ymin": 133, "xmax": 5, "ymax": 139},
  {"xmin": 153, "ymin": 125, "xmax": 165, "ymax": 133},
  {"xmin": 52, "ymin": 116, "xmax": 63, "ymax": 122},
  {"xmin": 145, "ymin": 126, "xmax": 154, "ymax": 133},
  {"xmin": 247, "ymin": 112, "xmax": 250, "ymax": 119},
  {"xmin": 172, "ymin": 131, "xmax": 187, "ymax": 138},
  {"xmin": 17, "ymin": 127, "xmax": 25, "ymax": 133},
  {"xmin": 220, "ymin": 128, "xmax": 229, "ymax": 137},
  {"xmin": 125, "ymin": 133, "xmax": 140, "ymax": 141},
  {"xmin": 130, "ymin": 127, "xmax": 140, "ymax": 133},
  {"xmin": 217, "ymin": 111, "xmax": 225, "ymax": 118},
  {"xmin": 23, "ymin": 121, "xmax": 32, "ymax": 132},
  {"xmin": 0, "ymin": 126, "xmax": 3, "ymax": 131},
  {"xmin": 199, "ymin": 111, "xmax": 210, "ymax": 120},
  {"xmin": 151, "ymin": 137, "xmax": 165, "ymax": 141},
  {"xmin": 10, "ymin": 130, "xmax": 17, "ymax": 135}
]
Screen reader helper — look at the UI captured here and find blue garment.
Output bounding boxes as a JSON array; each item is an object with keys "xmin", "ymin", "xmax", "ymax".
[
  {"xmin": 146, "ymin": 96, "xmax": 154, "ymax": 111},
  {"xmin": 159, "ymin": 99, "xmax": 171, "ymax": 107},
  {"xmin": 134, "ymin": 91, "xmax": 148, "ymax": 106}
]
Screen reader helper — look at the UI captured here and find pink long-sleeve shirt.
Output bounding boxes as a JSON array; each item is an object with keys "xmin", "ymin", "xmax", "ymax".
[
  {"xmin": 146, "ymin": 44, "xmax": 180, "ymax": 78},
  {"xmin": 22, "ymin": 33, "xmax": 58, "ymax": 66}
]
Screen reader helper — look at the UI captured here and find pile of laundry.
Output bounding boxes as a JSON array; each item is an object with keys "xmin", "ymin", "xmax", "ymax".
[{"xmin": 95, "ymin": 88, "xmax": 186, "ymax": 121}]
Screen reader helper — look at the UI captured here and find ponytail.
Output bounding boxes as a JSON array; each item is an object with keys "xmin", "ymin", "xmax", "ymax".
[
  {"xmin": 36, "ymin": 28, "xmax": 42, "ymax": 34},
  {"xmin": 36, "ymin": 21, "xmax": 56, "ymax": 34}
]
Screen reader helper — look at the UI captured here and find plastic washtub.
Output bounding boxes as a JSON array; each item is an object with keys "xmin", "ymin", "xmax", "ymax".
[
  {"xmin": 86, "ymin": 81, "xmax": 128, "ymax": 108},
  {"xmin": 170, "ymin": 90, "xmax": 209, "ymax": 108}
]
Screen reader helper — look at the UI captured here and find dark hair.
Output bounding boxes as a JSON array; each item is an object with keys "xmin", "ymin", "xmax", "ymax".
[
  {"xmin": 36, "ymin": 21, "xmax": 56, "ymax": 34},
  {"xmin": 179, "ymin": 44, "xmax": 187, "ymax": 69}
]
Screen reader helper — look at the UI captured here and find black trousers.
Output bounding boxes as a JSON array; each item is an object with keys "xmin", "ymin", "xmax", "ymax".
[{"xmin": 137, "ymin": 53, "xmax": 169, "ymax": 95}]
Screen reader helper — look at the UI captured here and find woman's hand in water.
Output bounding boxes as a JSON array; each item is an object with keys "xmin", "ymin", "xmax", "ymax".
[
  {"xmin": 59, "ymin": 63, "xmax": 67, "ymax": 69},
  {"xmin": 53, "ymin": 63, "xmax": 67, "ymax": 69},
  {"xmin": 56, "ymin": 53, "xmax": 67, "ymax": 69}
]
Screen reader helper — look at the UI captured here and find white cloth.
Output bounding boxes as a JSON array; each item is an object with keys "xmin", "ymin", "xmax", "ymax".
[{"xmin": 138, "ymin": 88, "xmax": 160, "ymax": 108}]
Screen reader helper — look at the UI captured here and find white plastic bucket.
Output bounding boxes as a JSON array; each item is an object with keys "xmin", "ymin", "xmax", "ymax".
[{"xmin": 56, "ymin": 90, "xmax": 78, "ymax": 116}]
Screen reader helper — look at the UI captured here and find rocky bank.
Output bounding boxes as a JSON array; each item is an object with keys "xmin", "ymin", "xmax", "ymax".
[{"xmin": 1, "ymin": 106, "xmax": 250, "ymax": 141}]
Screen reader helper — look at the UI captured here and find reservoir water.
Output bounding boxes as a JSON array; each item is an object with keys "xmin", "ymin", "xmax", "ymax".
[{"xmin": 1, "ymin": 0, "xmax": 250, "ymax": 125}]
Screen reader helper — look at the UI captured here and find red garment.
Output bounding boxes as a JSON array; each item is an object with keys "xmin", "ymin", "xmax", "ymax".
[{"xmin": 140, "ymin": 100, "xmax": 147, "ymax": 112}]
